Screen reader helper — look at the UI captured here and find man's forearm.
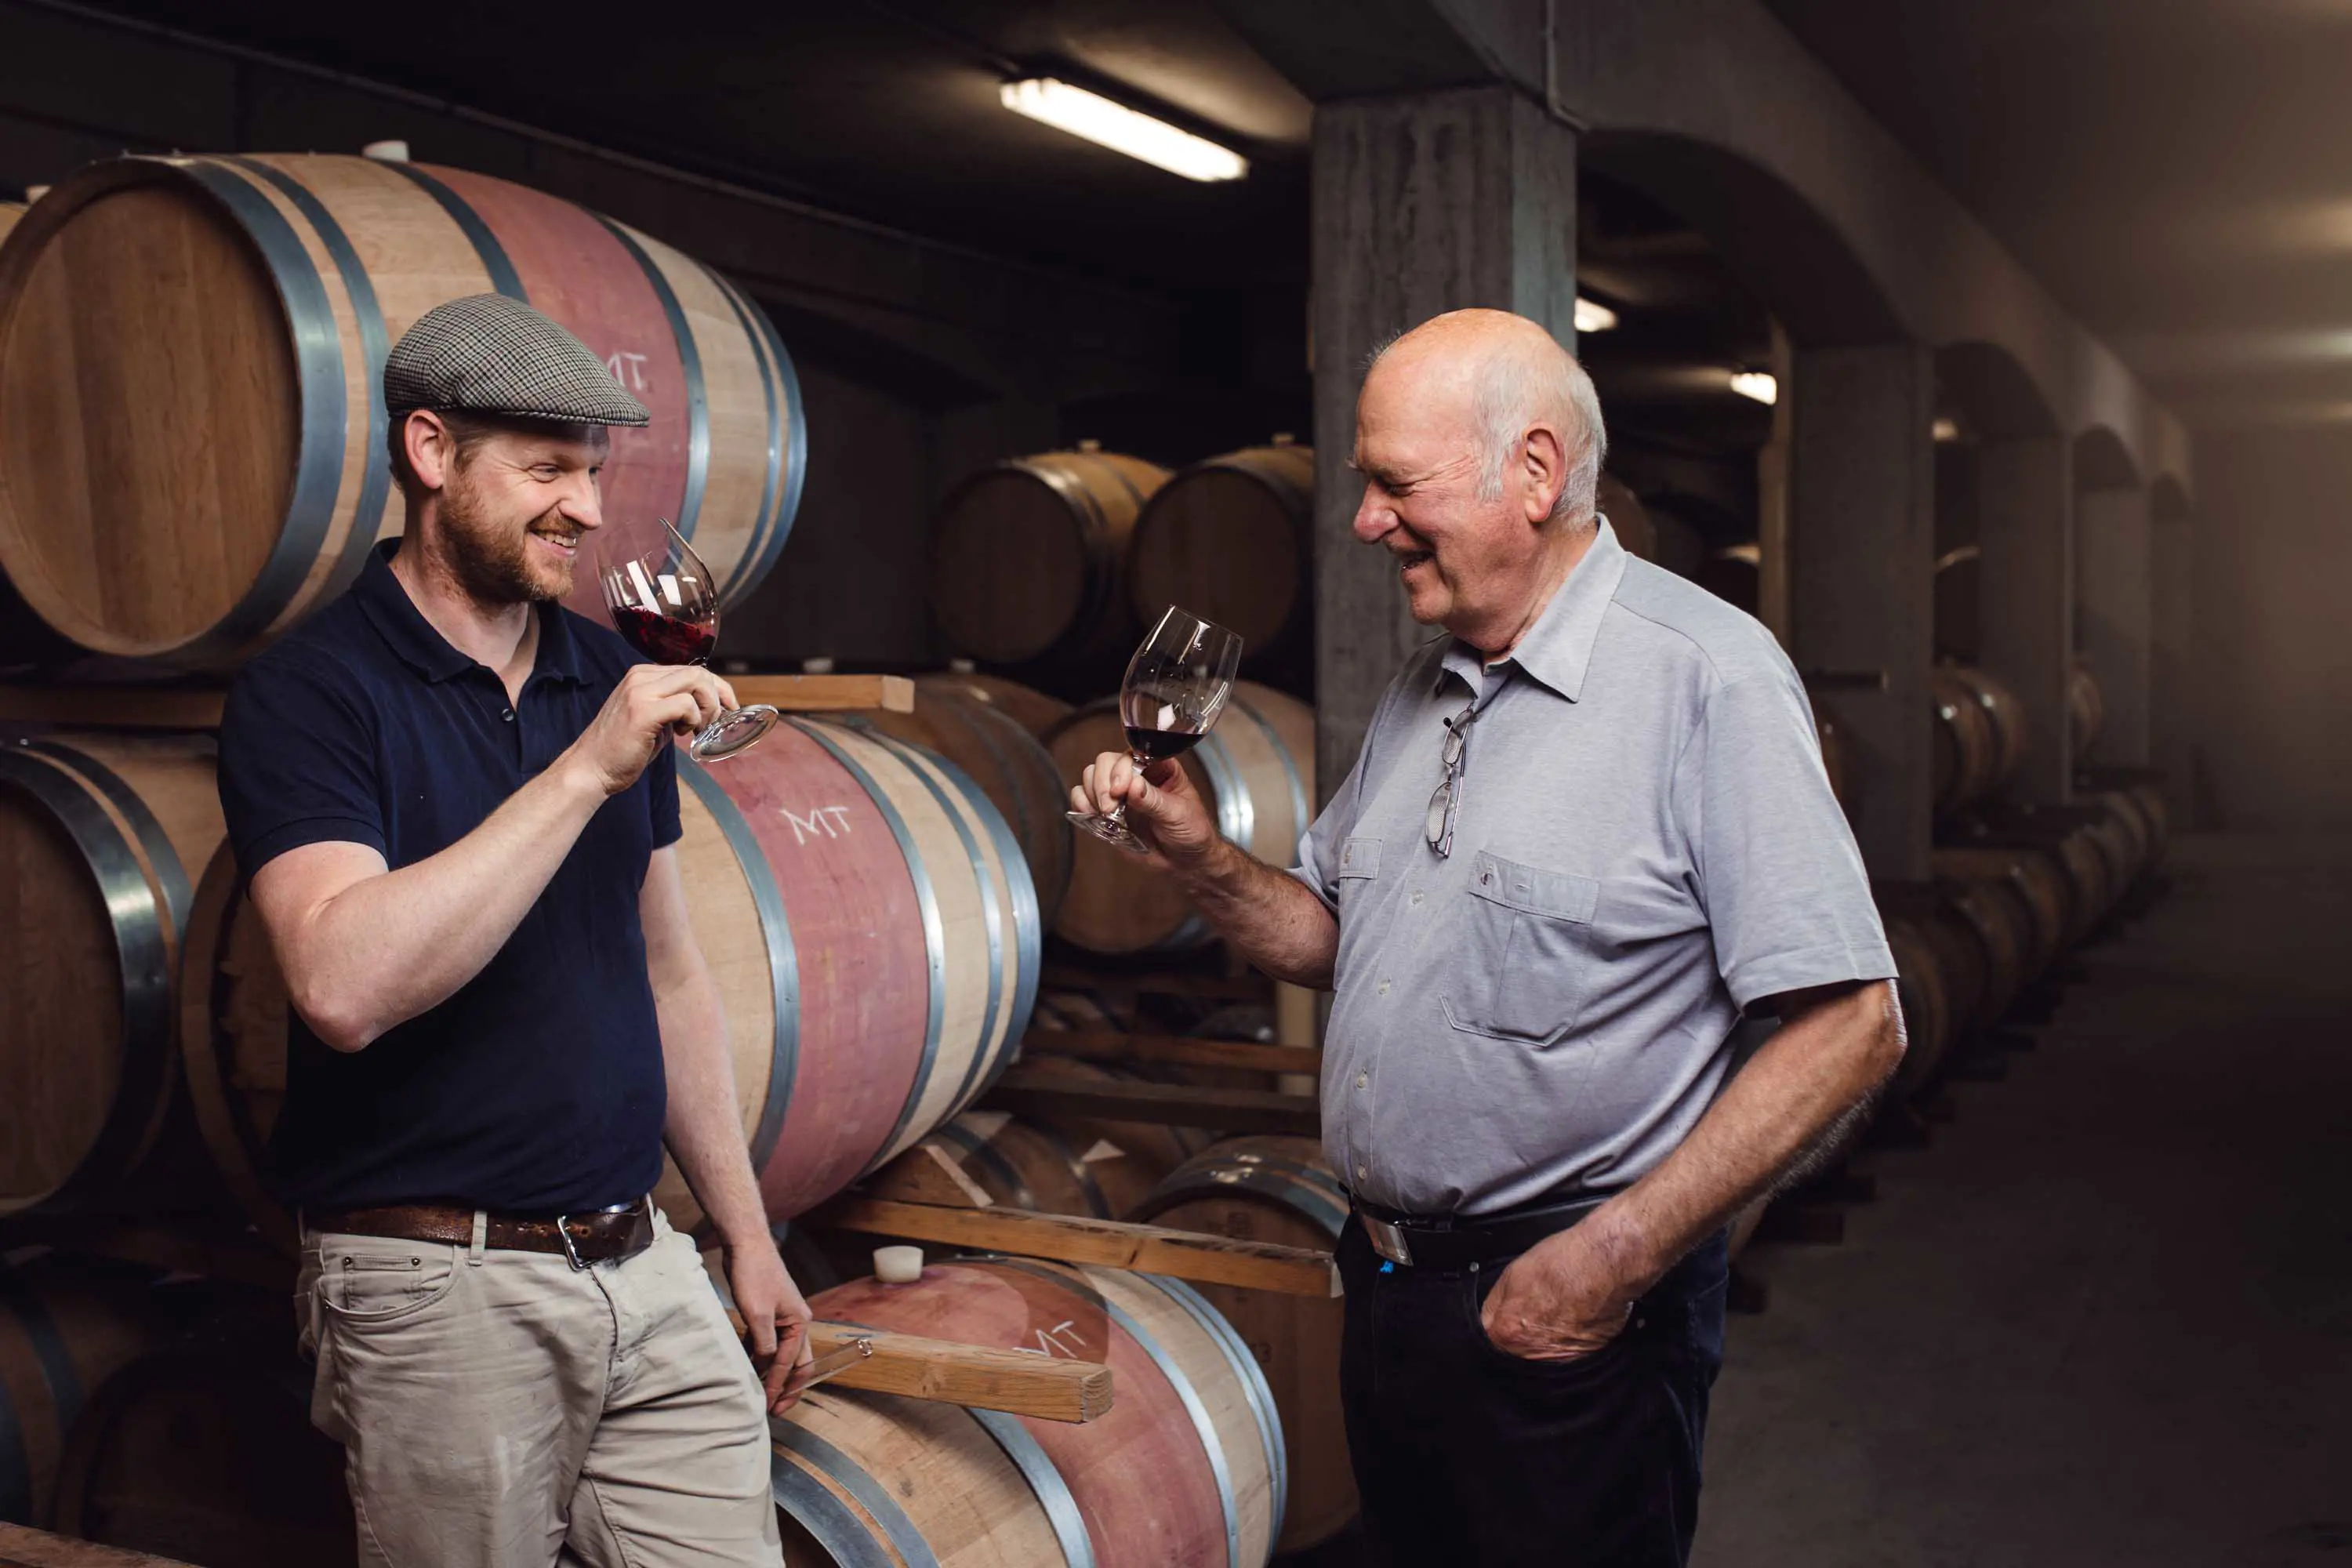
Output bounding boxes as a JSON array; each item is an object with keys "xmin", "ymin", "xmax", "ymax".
[
  {"xmin": 274, "ymin": 759, "xmax": 608, "ymax": 1050},
  {"xmin": 1581, "ymin": 980, "xmax": 1904, "ymax": 1291},
  {"xmin": 657, "ymin": 960, "xmax": 769, "ymax": 1248},
  {"xmin": 1171, "ymin": 837, "xmax": 1340, "ymax": 989}
]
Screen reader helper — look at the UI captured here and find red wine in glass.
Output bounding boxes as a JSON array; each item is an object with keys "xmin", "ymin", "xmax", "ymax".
[
  {"xmin": 1069, "ymin": 607, "xmax": 1244, "ymax": 855},
  {"xmin": 599, "ymin": 518, "xmax": 779, "ymax": 762}
]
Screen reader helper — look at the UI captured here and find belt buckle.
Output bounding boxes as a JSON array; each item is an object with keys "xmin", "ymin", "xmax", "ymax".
[
  {"xmin": 554, "ymin": 1213, "xmax": 588, "ymax": 1271},
  {"xmin": 1361, "ymin": 1214, "xmax": 1414, "ymax": 1267}
]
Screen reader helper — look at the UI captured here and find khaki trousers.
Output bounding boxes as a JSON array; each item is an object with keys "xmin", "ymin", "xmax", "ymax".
[{"xmin": 297, "ymin": 1210, "xmax": 781, "ymax": 1568}]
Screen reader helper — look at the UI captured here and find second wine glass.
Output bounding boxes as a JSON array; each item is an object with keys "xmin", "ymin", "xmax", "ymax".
[
  {"xmin": 599, "ymin": 519, "xmax": 780, "ymax": 762},
  {"xmin": 1068, "ymin": 606, "xmax": 1244, "ymax": 854}
]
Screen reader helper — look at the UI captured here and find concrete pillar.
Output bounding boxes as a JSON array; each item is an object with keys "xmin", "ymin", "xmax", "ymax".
[
  {"xmin": 1789, "ymin": 343, "xmax": 1936, "ymax": 881},
  {"xmin": 1309, "ymin": 85, "xmax": 1577, "ymax": 797},
  {"xmin": 2077, "ymin": 486, "xmax": 2154, "ymax": 767},
  {"xmin": 1977, "ymin": 437, "xmax": 2075, "ymax": 803}
]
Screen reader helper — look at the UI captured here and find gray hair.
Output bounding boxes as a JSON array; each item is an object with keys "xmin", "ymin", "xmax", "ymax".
[{"xmin": 1472, "ymin": 340, "xmax": 1607, "ymax": 527}]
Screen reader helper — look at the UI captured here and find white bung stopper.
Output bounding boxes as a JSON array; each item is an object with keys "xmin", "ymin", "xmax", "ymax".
[{"xmin": 873, "ymin": 1245, "xmax": 924, "ymax": 1284}]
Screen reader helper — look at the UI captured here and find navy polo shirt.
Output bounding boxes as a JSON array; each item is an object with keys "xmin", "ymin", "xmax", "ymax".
[{"xmin": 217, "ymin": 541, "xmax": 680, "ymax": 1215}]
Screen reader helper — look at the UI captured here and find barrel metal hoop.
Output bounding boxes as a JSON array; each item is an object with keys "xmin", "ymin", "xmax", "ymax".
[
  {"xmin": 858, "ymin": 734, "xmax": 1008, "ymax": 1121},
  {"xmin": 596, "ymin": 217, "xmax": 710, "ymax": 546},
  {"xmin": 769, "ymin": 1436, "xmax": 913, "ymax": 1568},
  {"xmin": 967, "ymin": 1406, "xmax": 1098, "ymax": 1568},
  {"xmin": 787, "ymin": 721, "xmax": 947, "ymax": 1175},
  {"xmin": 929, "ymin": 1120, "xmax": 1035, "ymax": 1212},
  {"xmin": 0, "ymin": 1269, "xmax": 78, "ymax": 1524},
  {"xmin": 773, "ymin": 1418, "xmax": 942, "ymax": 1568},
  {"xmin": 172, "ymin": 160, "xmax": 349, "ymax": 665},
  {"xmin": 677, "ymin": 757, "xmax": 800, "ymax": 1174},
  {"xmin": 1022, "ymin": 459, "xmax": 1120, "ymax": 662},
  {"xmin": 1026, "ymin": 1117, "xmax": 1112, "ymax": 1219},
  {"xmin": 705, "ymin": 268, "xmax": 784, "ymax": 603},
  {"xmin": 0, "ymin": 1370, "xmax": 28, "ymax": 1529},
  {"xmin": 925, "ymin": 749, "xmax": 1042, "ymax": 1094},
  {"xmin": 0, "ymin": 750, "xmax": 172, "ymax": 1204},
  {"xmin": 1147, "ymin": 1272, "xmax": 1288, "ymax": 1548},
  {"xmin": 383, "ymin": 163, "xmax": 528, "ymax": 301},
  {"xmin": 1195, "ymin": 730, "xmax": 1253, "ymax": 855},
  {"xmin": 1229, "ymin": 694, "xmax": 1309, "ymax": 868},
  {"xmin": 727, "ymin": 278, "xmax": 807, "ymax": 597},
  {"xmin": 22, "ymin": 741, "xmax": 195, "ymax": 940},
  {"xmin": 1141, "ymin": 1160, "xmax": 1348, "ymax": 1241},
  {"xmin": 223, "ymin": 156, "xmax": 394, "ymax": 607}
]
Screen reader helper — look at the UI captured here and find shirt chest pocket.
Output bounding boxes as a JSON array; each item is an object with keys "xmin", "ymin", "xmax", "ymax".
[{"xmin": 1443, "ymin": 851, "xmax": 1604, "ymax": 1044}]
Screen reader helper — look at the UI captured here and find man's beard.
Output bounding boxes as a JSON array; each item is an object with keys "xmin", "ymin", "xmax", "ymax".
[{"xmin": 439, "ymin": 473, "xmax": 565, "ymax": 606}]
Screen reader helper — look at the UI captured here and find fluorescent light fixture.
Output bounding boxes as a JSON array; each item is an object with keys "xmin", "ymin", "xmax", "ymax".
[
  {"xmin": 1933, "ymin": 416, "xmax": 1961, "ymax": 443},
  {"xmin": 1730, "ymin": 370, "xmax": 1778, "ymax": 405},
  {"xmin": 1000, "ymin": 78, "xmax": 1247, "ymax": 183},
  {"xmin": 1573, "ymin": 296, "xmax": 1619, "ymax": 333}
]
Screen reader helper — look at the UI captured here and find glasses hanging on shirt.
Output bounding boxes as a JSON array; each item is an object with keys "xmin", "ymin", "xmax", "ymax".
[{"xmin": 1425, "ymin": 700, "xmax": 1481, "ymax": 858}]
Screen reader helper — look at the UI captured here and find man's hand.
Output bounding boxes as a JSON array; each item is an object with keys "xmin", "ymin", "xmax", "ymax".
[
  {"xmin": 1069, "ymin": 751, "xmax": 1221, "ymax": 870},
  {"xmin": 1479, "ymin": 1217, "xmax": 1652, "ymax": 1363},
  {"xmin": 564, "ymin": 664, "xmax": 740, "ymax": 796},
  {"xmin": 726, "ymin": 1236, "xmax": 816, "ymax": 1413}
]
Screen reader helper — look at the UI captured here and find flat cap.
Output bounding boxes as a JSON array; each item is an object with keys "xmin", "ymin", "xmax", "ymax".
[{"xmin": 384, "ymin": 292, "xmax": 650, "ymax": 426}]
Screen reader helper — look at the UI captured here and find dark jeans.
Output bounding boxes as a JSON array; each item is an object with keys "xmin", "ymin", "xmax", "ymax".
[{"xmin": 1338, "ymin": 1218, "xmax": 1730, "ymax": 1567}]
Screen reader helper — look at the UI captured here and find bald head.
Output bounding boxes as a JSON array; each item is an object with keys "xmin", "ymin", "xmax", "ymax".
[
  {"xmin": 1366, "ymin": 309, "xmax": 1608, "ymax": 528},
  {"xmin": 1350, "ymin": 309, "xmax": 1613, "ymax": 652}
]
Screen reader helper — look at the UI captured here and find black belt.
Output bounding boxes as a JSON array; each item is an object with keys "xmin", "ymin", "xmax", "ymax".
[{"xmin": 1353, "ymin": 1191, "xmax": 1614, "ymax": 1270}]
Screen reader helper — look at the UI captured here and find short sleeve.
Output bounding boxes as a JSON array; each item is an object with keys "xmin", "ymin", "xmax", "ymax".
[
  {"xmin": 1675, "ymin": 667, "xmax": 1894, "ymax": 1008},
  {"xmin": 219, "ymin": 654, "xmax": 387, "ymax": 876},
  {"xmin": 647, "ymin": 739, "xmax": 682, "ymax": 849},
  {"xmin": 1288, "ymin": 757, "xmax": 1359, "ymax": 911}
]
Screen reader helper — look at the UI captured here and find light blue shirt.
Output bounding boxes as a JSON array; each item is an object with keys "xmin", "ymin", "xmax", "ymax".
[{"xmin": 1294, "ymin": 519, "xmax": 1893, "ymax": 1214}]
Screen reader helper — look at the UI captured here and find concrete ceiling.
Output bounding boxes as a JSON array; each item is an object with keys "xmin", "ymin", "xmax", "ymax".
[
  {"xmin": 1764, "ymin": 0, "xmax": 2352, "ymax": 432},
  {"xmin": 64, "ymin": 0, "xmax": 1312, "ymax": 294}
]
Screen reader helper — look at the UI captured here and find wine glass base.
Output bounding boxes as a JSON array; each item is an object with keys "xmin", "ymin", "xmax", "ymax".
[
  {"xmin": 1066, "ymin": 808, "xmax": 1153, "ymax": 855},
  {"xmin": 691, "ymin": 704, "xmax": 782, "ymax": 762}
]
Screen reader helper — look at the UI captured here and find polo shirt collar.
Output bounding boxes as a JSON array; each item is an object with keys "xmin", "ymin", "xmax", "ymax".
[
  {"xmin": 356, "ymin": 539, "xmax": 592, "ymax": 687},
  {"xmin": 1439, "ymin": 515, "xmax": 1629, "ymax": 703}
]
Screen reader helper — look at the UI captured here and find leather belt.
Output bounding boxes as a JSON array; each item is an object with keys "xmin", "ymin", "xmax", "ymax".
[
  {"xmin": 304, "ymin": 1197, "xmax": 655, "ymax": 1270},
  {"xmin": 1354, "ymin": 1192, "xmax": 1613, "ymax": 1270}
]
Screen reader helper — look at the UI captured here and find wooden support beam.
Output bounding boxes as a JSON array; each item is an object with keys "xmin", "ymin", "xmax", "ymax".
[
  {"xmin": 1040, "ymin": 964, "xmax": 1270, "ymax": 1004},
  {"xmin": 719, "ymin": 674, "xmax": 915, "ymax": 713},
  {"xmin": 0, "ymin": 684, "xmax": 226, "ymax": 730},
  {"xmin": 981, "ymin": 1065, "xmax": 1320, "ymax": 1137},
  {"xmin": 0, "ymin": 1522, "xmax": 201, "ymax": 1567},
  {"xmin": 816, "ymin": 1196, "xmax": 1341, "ymax": 1299},
  {"xmin": 805, "ymin": 1322, "xmax": 1112, "ymax": 1424},
  {"xmin": 1021, "ymin": 1027, "xmax": 1323, "ymax": 1077}
]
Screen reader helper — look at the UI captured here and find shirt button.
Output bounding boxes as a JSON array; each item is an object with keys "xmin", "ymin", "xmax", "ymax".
[
  {"xmin": 1377, "ymin": 979, "xmax": 1391, "ymax": 996},
  {"xmin": 1356, "ymin": 1072, "xmax": 1369, "ymax": 1090},
  {"xmin": 1356, "ymin": 1163, "xmax": 1369, "ymax": 1181},
  {"xmin": 502, "ymin": 710, "xmax": 515, "ymax": 722},
  {"xmin": 1410, "ymin": 891, "xmax": 1424, "ymax": 906}
]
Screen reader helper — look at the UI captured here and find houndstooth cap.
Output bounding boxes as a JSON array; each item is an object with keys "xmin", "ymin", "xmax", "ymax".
[{"xmin": 383, "ymin": 293, "xmax": 650, "ymax": 426}]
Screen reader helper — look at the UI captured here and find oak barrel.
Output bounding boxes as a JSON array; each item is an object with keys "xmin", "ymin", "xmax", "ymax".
[
  {"xmin": 1932, "ymin": 846, "xmax": 2071, "ymax": 976},
  {"xmin": 925, "ymin": 669, "xmax": 1073, "ymax": 740},
  {"xmin": 2068, "ymin": 662, "xmax": 2105, "ymax": 758},
  {"xmin": 1695, "ymin": 543, "xmax": 1761, "ymax": 615},
  {"xmin": 1597, "ymin": 474, "xmax": 1657, "ymax": 564},
  {"xmin": 1128, "ymin": 1136, "xmax": 1355, "ymax": 1553},
  {"xmin": 1046, "ymin": 681, "xmax": 1315, "ymax": 955},
  {"xmin": 0, "ymin": 1255, "xmax": 162, "ymax": 1529},
  {"xmin": 1, "ymin": 733, "xmax": 223, "ymax": 1216},
  {"xmin": 862, "ymin": 676, "xmax": 1074, "ymax": 928},
  {"xmin": 1929, "ymin": 666, "xmax": 2002, "ymax": 818},
  {"xmin": 180, "ymin": 720, "xmax": 1041, "ymax": 1240},
  {"xmin": 1883, "ymin": 916, "xmax": 1955, "ymax": 1101},
  {"xmin": 0, "ymin": 154, "xmax": 803, "ymax": 666},
  {"xmin": 775, "ymin": 1259, "xmax": 1282, "ymax": 1568},
  {"xmin": 929, "ymin": 447, "xmax": 1169, "ymax": 673},
  {"xmin": 861, "ymin": 1108, "xmax": 1124, "ymax": 1219},
  {"xmin": 0, "ymin": 200, "xmax": 21, "ymax": 245},
  {"xmin": 1941, "ymin": 665, "xmax": 2027, "ymax": 789},
  {"xmin": 1126, "ymin": 441, "xmax": 1313, "ymax": 669},
  {"xmin": 2055, "ymin": 828, "xmax": 2116, "ymax": 944},
  {"xmin": 51, "ymin": 1353, "xmax": 353, "ymax": 1568},
  {"xmin": 1938, "ymin": 878, "xmax": 2034, "ymax": 1035}
]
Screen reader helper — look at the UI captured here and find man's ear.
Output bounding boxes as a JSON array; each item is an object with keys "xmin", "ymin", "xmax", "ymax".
[
  {"xmin": 403, "ymin": 409, "xmax": 454, "ymax": 493},
  {"xmin": 1523, "ymin": 425, "xmax": 1568, "ymax": 524}
]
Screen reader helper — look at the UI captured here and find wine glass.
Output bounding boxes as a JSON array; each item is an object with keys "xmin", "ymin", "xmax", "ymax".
[
  {"xmin": 1067, "ymin": 606, "xmax": 1244, "ymax": 854},
  {"xmin": 599, "ymin": 519, "xmax": 779, "ymax": 762}
]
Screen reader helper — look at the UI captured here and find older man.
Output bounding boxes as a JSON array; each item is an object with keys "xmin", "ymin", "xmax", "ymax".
[{"xmin": 1076, "ymin": 308, "xmax": 1904, "ymax": 1566}]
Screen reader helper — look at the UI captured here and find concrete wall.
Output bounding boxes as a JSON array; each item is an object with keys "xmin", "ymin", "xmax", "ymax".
[{"xmin": 2187, "ymin": 427, "xmax": 2352, "ymax": 829}]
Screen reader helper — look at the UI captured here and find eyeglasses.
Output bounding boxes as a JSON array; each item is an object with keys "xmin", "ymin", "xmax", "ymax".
[{"xmin": 1425, "ymin": 702, "xmax": 1479, "ymax": 857}]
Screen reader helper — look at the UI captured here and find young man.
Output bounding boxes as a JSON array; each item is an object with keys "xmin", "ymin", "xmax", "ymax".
[{"xmin": 220, "ymin": 294, "xmax": 802, "ymax": 1566}]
